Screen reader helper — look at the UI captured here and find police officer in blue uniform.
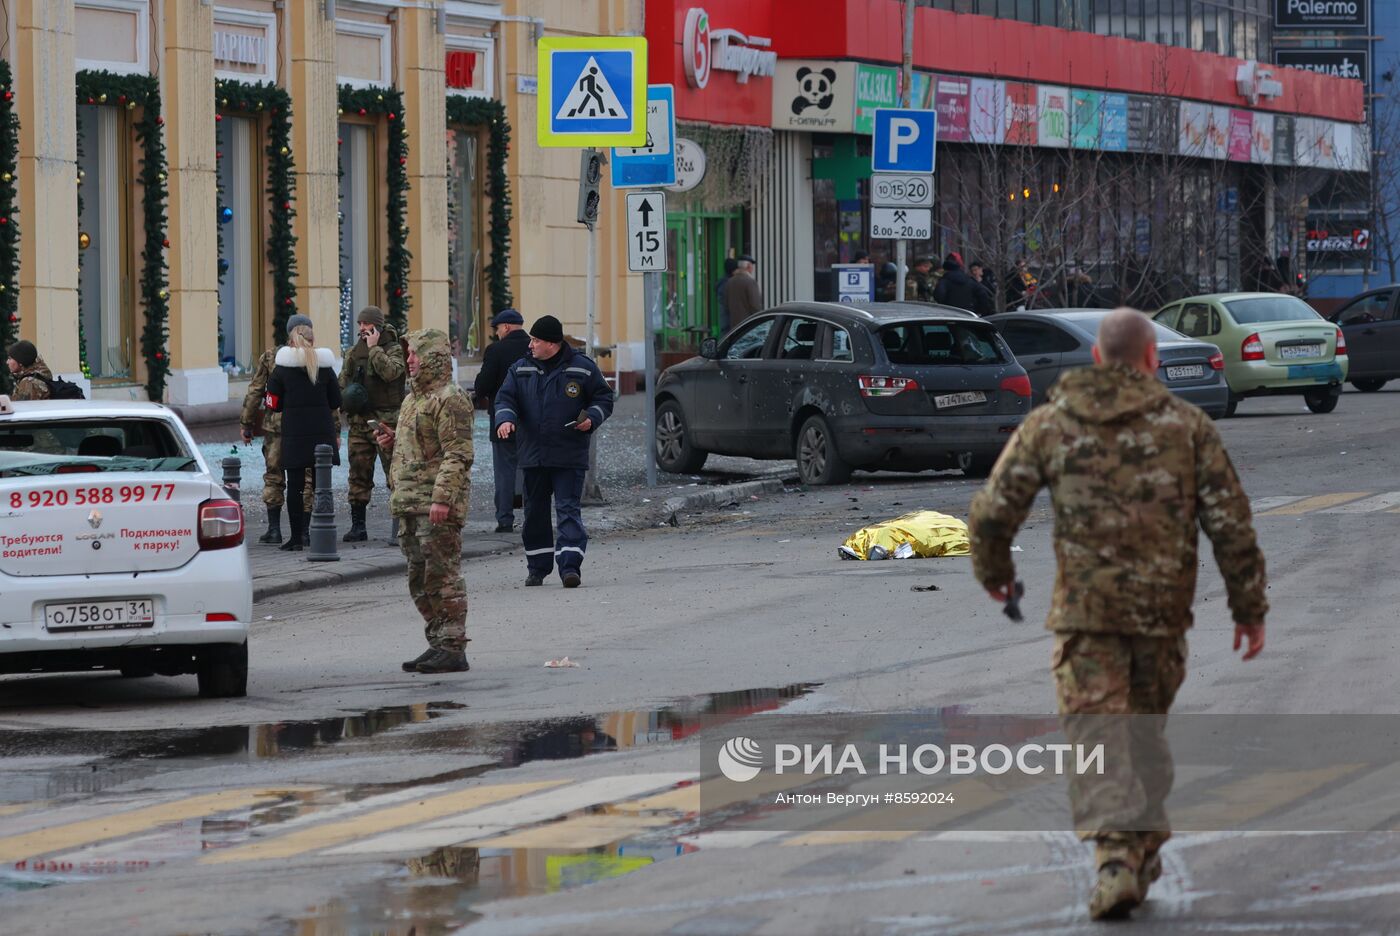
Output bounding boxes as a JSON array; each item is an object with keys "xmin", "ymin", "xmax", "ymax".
[{"xmin": 494, "ymin": 315, "xmax": 615, "ymax": 588}]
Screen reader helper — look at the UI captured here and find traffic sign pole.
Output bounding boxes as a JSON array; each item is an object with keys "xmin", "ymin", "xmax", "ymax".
[
  {"xmin": 896, "ymin": 0, "xmax": 914, "ymax": 302},
  {"xmin": 644, "ymin": 270, "xmax": 660, "ymax": 487}
]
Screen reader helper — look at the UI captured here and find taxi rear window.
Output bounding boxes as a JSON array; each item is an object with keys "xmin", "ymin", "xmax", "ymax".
[{"xmin": 0, "ymin": 418, "xmax": 197, "ymax": 476}]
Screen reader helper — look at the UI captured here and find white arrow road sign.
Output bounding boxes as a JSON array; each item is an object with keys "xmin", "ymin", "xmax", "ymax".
[
  {"xmin": 626, "ymin": 191, "xmax": 668, "ymax": 272},
  {"xmin": 870, "ymin": 206, "xmax": 931, "ymax": 240},
  {"xmin": 872, "ymin": 173, "xmax": 934, "ymax": 208}
]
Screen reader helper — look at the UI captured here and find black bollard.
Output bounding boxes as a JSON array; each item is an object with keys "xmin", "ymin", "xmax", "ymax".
[
  {"xmin": 221, "ymin": 453, "xmax": 242, "ymax": 507},
  {"xmin": 308, "ymin": 443, "xmax": 339, "ymax": 561}
]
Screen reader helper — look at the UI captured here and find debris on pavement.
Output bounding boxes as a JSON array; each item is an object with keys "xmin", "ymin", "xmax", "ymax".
[
  {"xmin": 544, "ymin": 656, "xmax": 580, "ymax": 668},
  {"xmin": 837, "ymin": 511, "xmax": 971, "ymax": 561},
  {"xmin": 911, "ymin": 584, "xmax": 942, "ymax": 592}
]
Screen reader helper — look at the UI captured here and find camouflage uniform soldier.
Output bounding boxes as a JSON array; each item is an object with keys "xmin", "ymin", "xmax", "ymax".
[
  {"xmin": 373, "ymin": 329, "xmax": 474, "ymax": 675},
  {"xmin": 241, "ymin": 346, "xmax": 313, "ymax": 544},
  {"xmin": 339, "ymin": 306, "xmax": 406, "ymax": 541},
  {"xmin": 968, "ymin": 308, "xmax": 1267, "ymax": 921},
  {"xmin": 6, "ymin": 341, "xmax": 52, "ymax": 400}
]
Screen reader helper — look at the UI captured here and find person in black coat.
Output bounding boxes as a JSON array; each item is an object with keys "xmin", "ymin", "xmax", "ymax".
[
  {"xmin": 473, "ymin": 308, "xmax": 531, "ymax": 532},
  {"xmin": 266, "ymin": 315, "xmax": 342, "ymax": 551},
  {"xmin": 932, "ymin": 252, "xmax": 994, "ymax": 316}
]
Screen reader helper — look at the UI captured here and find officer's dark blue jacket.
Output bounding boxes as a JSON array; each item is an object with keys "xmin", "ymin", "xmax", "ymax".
[{"xmin": 493, "ymin": 344, "xmax": 615, "ymax": 470}]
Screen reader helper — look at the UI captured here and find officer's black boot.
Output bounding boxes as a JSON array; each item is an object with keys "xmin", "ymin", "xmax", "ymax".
[
  {"xmin": 259, "ymin": 506, "xmax": 283, "ymax": 545},
  {"xmin": 279, "ymin": 510, "xmax": 304, "ymax": 552},
  {"xmin": 401, "ymin": 647, "xmax": 435, "ymax": 672},
  {"xmin": 344, "ymin": 503, "xmax": 368, "ymax": 542},
  {"xmin": 415, "ymin": 648, "xmax": 470, "ymax": 674}
]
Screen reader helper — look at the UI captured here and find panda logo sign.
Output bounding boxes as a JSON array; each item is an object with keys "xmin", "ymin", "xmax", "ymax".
[{"xmin": 792, "ymin": 66, "xmax": 836, "ymax": 115}]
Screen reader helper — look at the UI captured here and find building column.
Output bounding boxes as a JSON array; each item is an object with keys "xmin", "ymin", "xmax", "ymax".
[
  {"xmin": 399, "ymin": 2, "xmax": 447, "ymax": 333},
  {"xmin": 287, "ymin": 0, "xmax": 340, "ymax": 355},
  {"xmin": 162, "ymin": 0, "xmax": 224, "ymax": 405},
  {"xmin": 14, "ymin": 0, "xmax": 83, "ymax": 390}
]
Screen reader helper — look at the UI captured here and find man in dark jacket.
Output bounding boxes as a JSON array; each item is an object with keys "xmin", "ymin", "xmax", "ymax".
[
  {"xmin": 339, "ymin": 306, "xmax": 406, "ymax": 541},
  {"xmin": 933, "ymin": 252, "xmax": 994, "ymax": 316},
  {"xmin": 715, "ymin": 257, "xmax": 739, "ymax": 335},
  {"xmin": 722, "ymin": 255, "xmax": 764, "ymax": 326},
  {"xmin": 494, "ymin": 315, "xmax": 615, "ymax": 588},
  {"xmin": 473, "ymin": 308, "xmax": 531, "ymax": 532}
]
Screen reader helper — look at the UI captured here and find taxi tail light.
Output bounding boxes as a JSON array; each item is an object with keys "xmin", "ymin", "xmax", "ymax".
[
  {"xmin": 1000, "ymin": 375, "xmax": 1033, "ymax": 398},
  {"xmin": 198, "ymin": 498, "xmax": 243, "ymax": 550},
  {"xmin": 1241, "ymin": 334, "xmax": 1265, "ymax": 361},
  {"xmin": 1208, "ymin": 352, "xmax": 1225, "ymax": 371},
  {"xmin": 858, "ymin": 375, "xmax": 919, "ymax": 398},
  {"xmin": 1335, "ymin": 328, "xmax": 1347, "ymax": 356},
  {"xmin": 205, "ymin": 612, "xmax": 238, "ymax": 622}
]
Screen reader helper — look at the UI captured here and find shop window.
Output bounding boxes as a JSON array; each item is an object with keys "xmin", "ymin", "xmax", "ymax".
[
  {"xmin": 447, "ymin": 128, "xmax": 481, "ymax": 363},
  {"xmin": 216, "ymin": 115, "xmax": 262, "ymax": 372},
  {"xmin": 338, "ymin": 122, "xmax": 381, "ymax": 349},
  {"xmin": 77, "ymin": 105, "xmax": 134, "ymax": 381}
]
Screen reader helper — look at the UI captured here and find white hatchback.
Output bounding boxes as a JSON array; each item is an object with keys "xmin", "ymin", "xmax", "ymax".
[{"xmin": 0, "ymin": 399, "xmax": 251, "ymax": 697}]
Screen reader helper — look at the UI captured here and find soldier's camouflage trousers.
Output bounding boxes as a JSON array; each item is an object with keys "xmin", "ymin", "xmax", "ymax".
[
  {"xmin": 260, "ymin": 431, "xmax": 313, "ymax": 510},
  {"xmin": 347, "ymin": 425, "xmax": 394, "ymax": 505},
  {"xmin": 1052, "ymin": 631, "xmax": 1187, "ymax": 872},
  {"xmin": 400, "ymin": 514, "xmax": 468, "ymax": 653}
]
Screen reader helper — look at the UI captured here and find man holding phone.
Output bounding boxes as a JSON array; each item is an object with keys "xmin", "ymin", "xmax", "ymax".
[
  {"xmin": 494, "ymin": 315, "xmax": 614, "ymax": 588},
  {"xmin": 339, "ymin": 306, "xmax": 406, "ymax": 542}
]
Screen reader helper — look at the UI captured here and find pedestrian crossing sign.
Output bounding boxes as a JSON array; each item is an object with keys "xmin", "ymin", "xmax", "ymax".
[{"xmin": 537, "ymin": 36, "xmax": 648, "ymax": 148}]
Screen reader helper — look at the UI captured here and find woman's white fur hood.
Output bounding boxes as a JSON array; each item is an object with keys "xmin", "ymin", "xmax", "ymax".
[{"xmin": 275, "ymin": 346, "xmax": 336, "ymax": 369}]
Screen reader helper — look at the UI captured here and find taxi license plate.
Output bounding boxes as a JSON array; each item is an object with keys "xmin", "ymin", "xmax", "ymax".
[
  {"xmin": 1279, "ymin": 343, "xmax": 1323, "ymax": 360},
  {"xmin": 1166, "ymin": 365, "xmax": 1204, "ymax": 380},
  {"xmin": 45, "ymin": 599, "xmax": 155, "ymax": 632},
  {"xmin": 933, "ymin": 391, "xmax": 987, "ymax": 410}
]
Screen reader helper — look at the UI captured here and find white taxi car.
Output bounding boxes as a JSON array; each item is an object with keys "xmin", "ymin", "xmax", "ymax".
[{"xmin": 0, "ymin": 399, "xmax": 250, "ymax": 697}]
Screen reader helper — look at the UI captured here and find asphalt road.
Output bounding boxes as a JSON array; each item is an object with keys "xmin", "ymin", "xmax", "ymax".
[{"xmin": 3, "ymin": 388, "xmax": 1400, "ymax": 934}]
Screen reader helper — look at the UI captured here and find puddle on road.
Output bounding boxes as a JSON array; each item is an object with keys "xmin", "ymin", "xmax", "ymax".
[{"xmin": 0, "ymin": 683, "xmax": 818, "ymax": 897}]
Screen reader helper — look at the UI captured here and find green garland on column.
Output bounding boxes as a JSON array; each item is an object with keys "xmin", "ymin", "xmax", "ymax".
[
  {"xmin": 76, "ymin": 71, "xmax": 170, "ymax": 401},
  {"xmin": 446, "ymin": 96, "xmax": 514, "ymax": 316},
  {"xmin": 216, "ymin": 79, "xmax": 299, "ymax": 347},
  {"xmin": 338, "ymin": 85, "xmax": 411, "ymax": 332},
  {"xmin": 0, "ymin": 61, "xmax": 20, "ymax": 396}
]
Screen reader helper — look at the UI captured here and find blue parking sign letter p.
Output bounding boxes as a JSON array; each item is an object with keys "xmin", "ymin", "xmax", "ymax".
[{"xmin": 872, "ymin": 109, "xmax": 936, "ymax": 174}]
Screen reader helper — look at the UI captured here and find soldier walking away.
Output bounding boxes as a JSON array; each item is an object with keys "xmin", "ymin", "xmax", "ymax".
[
  {"xmin": 472, "ymin": 308, "xmax": 530, "ymax": 533},
  {"xmin": 494, "ymin": 315, "xmax": 614, "ymax": 588},
  {"xmin": 373, "ymin": 329, "xmax": 474, "ymax": 675},
  {"xmin": 241, "ymin": 328, "xmax": 313, "ymax": 544},
  {"xmin": 339, "ymin": 306, "xmax": 406, "ymax": 542},
  {"xmin": 266, "ymin": 318, "xmax": 342, "ymax": 552},
  {"xmin": 968, "ymin": 308, "xmax": 1267, "ymax": 921},
  {"xmin": 6, "ymin": 341, "xmax": 53, "ymax": 400}
]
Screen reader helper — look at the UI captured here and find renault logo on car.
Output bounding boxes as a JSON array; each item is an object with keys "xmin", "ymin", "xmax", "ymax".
[{"xmin": 87, "ymin": 509, "xmax": 103, "ymax": 529}]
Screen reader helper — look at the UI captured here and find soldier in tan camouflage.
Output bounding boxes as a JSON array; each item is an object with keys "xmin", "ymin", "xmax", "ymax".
[
  {"xmin": 241, "ymin": 345, "xmax": 313, "ymax": 544},
  {"xmin": 373, "ymin": 328, "xmax": 474, "ymax": 675},
  {"xmin": 339, "ymin": 306, "xmax": 406, "ymax": 542},
  {"xmin": 6, "ymin": 341, "xmax": 52, "ymax": 400},
  {"xmin": 969, "ymin": 308, "xmax": 1267, "ymax": 921}
]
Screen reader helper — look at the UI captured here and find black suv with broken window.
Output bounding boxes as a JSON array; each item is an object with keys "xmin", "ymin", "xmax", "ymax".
[{"xmin": 653, "ymin": 302, "xmax": 1031, "ymax": 484}]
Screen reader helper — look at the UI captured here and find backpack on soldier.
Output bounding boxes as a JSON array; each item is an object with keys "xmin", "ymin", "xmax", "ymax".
[{"xmin": 40, "ymin": 375, "xmax": 86, "ymax": 400}]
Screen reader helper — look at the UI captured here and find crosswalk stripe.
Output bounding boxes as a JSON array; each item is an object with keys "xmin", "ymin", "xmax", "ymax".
[
  {"xmin": 0, "ymin": 788, "xmax": 313, "ymax": 863},
  {"xmin": 1250, "ymin": 495, "xmax": 1309, "ymax": 513},
  {"xmin": 0, "ymin": 802, "xmax": 37, "ymax": 818},
  {"xmin": 1171, "ymin": 765, "xmax": 1364, "ymax": 829},
  {"xmin": 1321, "ymin": 492, "xmax": 1400, "ymax": 513},
  {"xmin": 203, "ymin": 780, "xmax": 567, "ymax": 864},
  {"xmin": 1256, "ymin": 493, "xmax": 1371, "ymax": 516},
  {"xmin": 322, "ymin": 773, "xmax": 695, "ymax": 857}
]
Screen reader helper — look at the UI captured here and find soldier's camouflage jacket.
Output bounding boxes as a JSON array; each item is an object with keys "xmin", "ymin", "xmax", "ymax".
[
  {"xmin": 969, "ymin": 363, "xmax": 1267, "ymax": 636},
  {"xmin": 240, "ymin": 348, "xmax": 282, "ymax": 435},
  {"xmin": 11, "ymin": 357, "xmax": 53, "ymax": 400},
  {"xmin": 389, "ymin": 329, "xmax": 474, "ymax": 521}
]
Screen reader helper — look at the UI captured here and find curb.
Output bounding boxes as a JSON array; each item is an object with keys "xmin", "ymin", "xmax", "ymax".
[{"xmin": 250, "ymin": 475, "xmax": 794, "ymax": 602}]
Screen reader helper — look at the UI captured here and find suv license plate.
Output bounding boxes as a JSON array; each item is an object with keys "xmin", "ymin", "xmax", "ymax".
[
  {"xmin": 1279, "ymin": 343, "xmax": 1323, "ymax": 360},
  {"xmin": 1166, "ymin": 365, "xmax": 1204, "ymax": 380},
  {"xmin": 45, "ymin": 599, "xmax": 155, "ymax": 632},
  {"xmin": 934, "ymin": 391, "xmax": 987, "ymax": 409}
]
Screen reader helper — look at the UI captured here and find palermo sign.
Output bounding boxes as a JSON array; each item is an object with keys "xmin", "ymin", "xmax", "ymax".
[{"xmin": 1274, "ymin": 0, "xmax": 1367, "ymax": 29}]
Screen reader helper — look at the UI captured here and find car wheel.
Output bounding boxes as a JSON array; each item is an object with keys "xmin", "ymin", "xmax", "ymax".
[
  {"xmin": 961, "ymin": 453, "xmax": 999, "ymax": 478},
  {"xmin": 655, "ymin": 401, "xmax": 708, "ymax": 474},
  {"xmin": 795, "ymin": 415, "xmax": 852, "ymax": 485},
  {"xmin": 1304, "ymin": 389, "xmax": 1339, "ymax": 414},
  {"xmin": 1352, "ymin": 378, "xmax": 1387, "ymax": 392},
  {"xmin": 197, "ymin": 642, "xmax": 248, "ymax": 698},
  {"xmin": 1224, "ymin": 393, "xmax": 1239, "ymax": 418}
]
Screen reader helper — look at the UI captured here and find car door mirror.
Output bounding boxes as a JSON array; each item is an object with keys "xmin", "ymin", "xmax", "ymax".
[{"xmin": 700, "ymin": 338, "xmax": 720, "ymax": 360}]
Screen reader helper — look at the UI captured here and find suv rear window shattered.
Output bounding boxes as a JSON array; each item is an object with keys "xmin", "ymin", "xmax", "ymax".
[
  {"xmin": 878, "ymin": 323, "xmax": 1005, "ymax": 366},
  {"xmin": 0, "ymin": 419, "xmax": 198, "ymax": 477}
]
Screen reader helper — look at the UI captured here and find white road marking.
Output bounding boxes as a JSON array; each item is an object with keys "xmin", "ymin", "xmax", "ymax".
[{"xmin": 1250, "ymin": 495, "xmax": 1309, "ymax": 514}]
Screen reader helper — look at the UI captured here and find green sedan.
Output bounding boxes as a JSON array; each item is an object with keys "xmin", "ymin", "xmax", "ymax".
[{"xmin": 1155, "ymin": 293, "xmax": 1348, "ymax": 416}]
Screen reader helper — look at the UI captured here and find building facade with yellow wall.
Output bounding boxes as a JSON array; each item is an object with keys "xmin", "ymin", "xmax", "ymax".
[{"xmin": 0, "ymin": 0, "xmax": 643, "ymax": 409}]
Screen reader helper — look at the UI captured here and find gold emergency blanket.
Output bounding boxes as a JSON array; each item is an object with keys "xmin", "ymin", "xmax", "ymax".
[{"xmin": 838, "ymin": 510, "xmax": 971, "ymax": 561}]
